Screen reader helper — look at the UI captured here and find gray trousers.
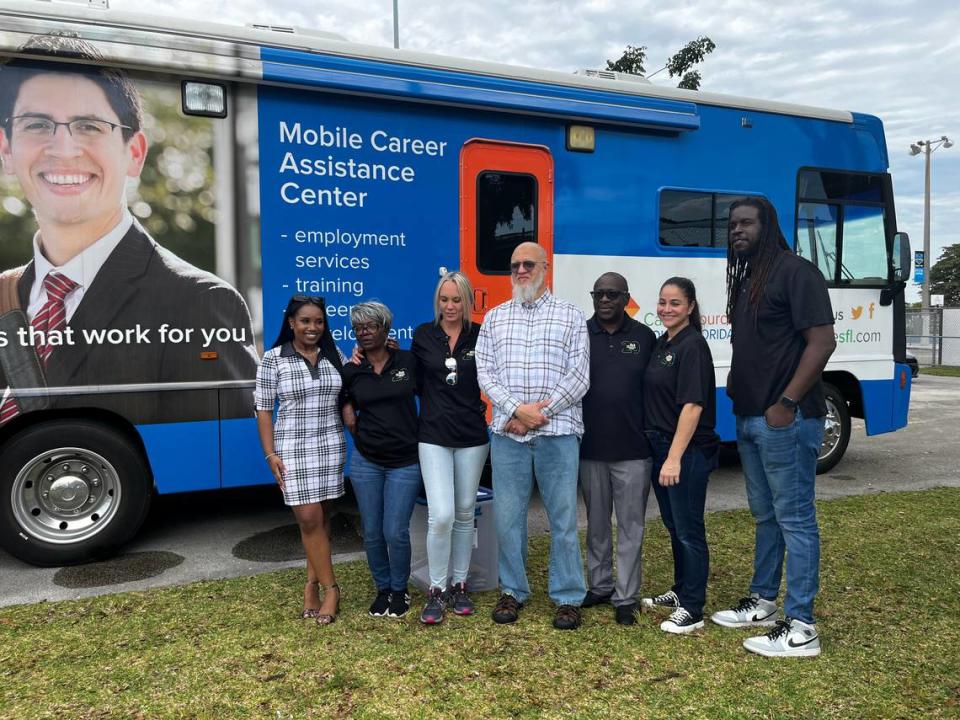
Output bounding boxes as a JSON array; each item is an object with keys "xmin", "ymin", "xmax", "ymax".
[{"xmin": 578, "ymin": 458, "xmax": 653, "ymax": 606}]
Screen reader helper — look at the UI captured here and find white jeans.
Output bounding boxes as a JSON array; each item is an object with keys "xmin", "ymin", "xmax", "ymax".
[{"xmin": 418, "ymin": 442, "xmax": 490, "ymax": 589}]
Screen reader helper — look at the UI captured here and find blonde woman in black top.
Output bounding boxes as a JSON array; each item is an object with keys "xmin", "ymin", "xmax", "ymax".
[{"xmin": 412, "ymin": 271, "xmax": 489, "ymax": 624}]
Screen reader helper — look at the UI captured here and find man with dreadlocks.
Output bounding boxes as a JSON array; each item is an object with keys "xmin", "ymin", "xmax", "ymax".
[{"xmin": 710, "ymin": 197, "xmax": 836, "ymax": 658}]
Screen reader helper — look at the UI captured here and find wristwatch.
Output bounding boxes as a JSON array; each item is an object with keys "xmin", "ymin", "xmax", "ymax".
[{"xmin": 778, "ymin": 395, "xmax": 799, "ymax": 410}]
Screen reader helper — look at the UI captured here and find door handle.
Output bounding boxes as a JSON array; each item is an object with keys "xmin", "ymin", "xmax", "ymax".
[{"xmin": 474, "ymin": 288, "xmax": 487, "ymax": 312}]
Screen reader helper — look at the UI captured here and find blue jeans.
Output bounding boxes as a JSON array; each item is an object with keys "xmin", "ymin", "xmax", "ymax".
[
  {"xmin": 349, "ymin": 451, "xmax": 422, "ymax": 592},
  {"xmin": 490, "ymin": 433, "xmax": 586, "ymax": 606},
  {"xmin": 736, "ymin": 412, "xmax": 824, "ymax": 624},
  {"xmin": 647, "ymin": 432, "xmax": 716, "ymax": 619},
  {"xmin": 418, "ymin": 442, "xmax": 490, "ymax": 588}
]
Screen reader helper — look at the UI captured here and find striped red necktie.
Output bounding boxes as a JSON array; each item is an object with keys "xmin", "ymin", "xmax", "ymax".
[{"xmin": 0, "ymin": 272, "xmax": 78, "ymax": 423}]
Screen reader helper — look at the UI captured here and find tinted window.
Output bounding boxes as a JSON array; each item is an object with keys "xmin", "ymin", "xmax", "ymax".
[
  {"xmin": 798, "ymin": 170, "xmax": 883, "ymax": 203},
  {"xmin": 842, "ymin": 205, "xmax": 888, "ymax": 283},
  {"xmin": 660, "ymin": 190, "xmax": 712, "ymax": 247},
  {"xmin": 660, "ymin": 190, "xmax": 760, "ymax": 248},
  {"xmin": 476, "ymin": 172, "xmax": 537, "ymax": 274}
]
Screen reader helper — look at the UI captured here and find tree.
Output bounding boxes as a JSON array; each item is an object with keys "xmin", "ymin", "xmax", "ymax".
[
  {"xmin": 930, "ymin": 244, "xmax": 960, "ymax": 306},
  {"xmin": 606, "ymin": 36, "xmax": 716, "ymax": 90}
]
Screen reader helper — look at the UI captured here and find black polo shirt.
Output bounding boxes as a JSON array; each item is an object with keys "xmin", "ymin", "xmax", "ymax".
[
  {"xmin": 727, "ymin": 251, "xmax": 834, "ymax": 418},
  {"xmin": 644, "ymin": 325, "xmax": 718, "ymax": 451},
  {"xmin": 411, "ymin": 321, "xmax": 489, "ymax": 448},
  {"xmin": 341, "ymin": 348, "xmax": 419, "ymax": 468},
  {"xmin": 581, "ymin": 314, "xmax": 656, "ymax": 462}
]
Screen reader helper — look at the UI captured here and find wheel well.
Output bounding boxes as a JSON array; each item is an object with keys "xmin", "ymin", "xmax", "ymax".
[
  {"xmin": 0, "ymin": 408, "xmax": 154, "ymax": 487},
  {"xmin": 821, "ymin": 370, "xmax": 863, "ymax": 419}
]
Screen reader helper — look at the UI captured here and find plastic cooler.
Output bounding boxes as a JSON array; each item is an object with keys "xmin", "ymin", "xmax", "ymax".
[{"xmin": 409, "ymin": 486, "xmax": 497, "ymax": 592}]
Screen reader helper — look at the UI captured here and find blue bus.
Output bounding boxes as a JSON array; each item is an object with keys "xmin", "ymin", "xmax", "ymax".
[{"xmin": 0, "ymin": 1, "xmax": 912, "ymax": 565}]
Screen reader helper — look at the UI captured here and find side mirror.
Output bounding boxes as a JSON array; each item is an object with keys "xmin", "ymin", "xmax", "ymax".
[{"xmin": 892, "ymin": 231, "xmax": 911, "ymax": 282}]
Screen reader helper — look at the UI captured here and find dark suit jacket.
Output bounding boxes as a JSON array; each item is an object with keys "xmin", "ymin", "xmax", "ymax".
[{"xmin": 1, "ymin": 222, "xmax": 258, "ymax": 424}]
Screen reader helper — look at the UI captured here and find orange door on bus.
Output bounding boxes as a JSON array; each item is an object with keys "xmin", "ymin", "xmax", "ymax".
[{"xmin": 460, "ymin": 141, "xmax": 554, "ymax": 323}]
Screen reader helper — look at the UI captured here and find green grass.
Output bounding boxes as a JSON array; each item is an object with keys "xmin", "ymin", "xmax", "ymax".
[
  {"xmin": 2, "ymin": 489, "xmax": 959, "ymax": 719},
  {"xmin": 922, "ymin": 365, "xmax": 960, "ymax": 377}
]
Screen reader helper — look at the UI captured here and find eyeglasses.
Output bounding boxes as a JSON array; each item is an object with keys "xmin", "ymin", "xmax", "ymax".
[
  {"xmin": 509, "ymin": 260, "xmax": 544, "ymax": 274},
  {"xmin": 590, "ymin": 290, "xmax": 628, "ymax": 300},
  {"xmin": 444, "ymin": 357, "xmax": 458, "ymax": 386},
  {"xmin": 352, "ymin": 322, "xmax": 382, "ymax": 336},
  {"xmin": 291, "ymin": 294, "xmax": 323, "ymax": 303},
  {"xmin": 5, "ymin": 115, "xmax": 131, "ymax": 143}
]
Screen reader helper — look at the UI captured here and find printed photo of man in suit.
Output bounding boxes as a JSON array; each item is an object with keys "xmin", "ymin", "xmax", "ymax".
[{"xmin": 0, "ymin": 35, "xmax": 258, "ymax": 425}]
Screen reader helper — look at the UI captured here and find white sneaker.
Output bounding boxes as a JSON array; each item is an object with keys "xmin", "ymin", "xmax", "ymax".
[
  {"xmin": 641, "ymin": 589, "xmax": 680, "ymax": 609},
  {"xmin": 660, "ymin": 607, "xmax": 704, "ymax": 634},
  {"xmin": 710, "ymin": 593, "xmax": 779, "ymax": 628},
  {"xmin": 743, "ymin": 618, "xmax": 821, "ymax": 658}
]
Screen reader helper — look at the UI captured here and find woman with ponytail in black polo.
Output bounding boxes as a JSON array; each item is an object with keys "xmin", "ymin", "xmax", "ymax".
[{"xmin": 640, "ymin": 277, "xmax": 720, "ymax": 635}]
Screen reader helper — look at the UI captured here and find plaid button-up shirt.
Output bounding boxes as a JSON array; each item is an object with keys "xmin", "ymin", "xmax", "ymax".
[{"xmin": 476, "ymin": 291, "xmax": 590, "ymax": 441}]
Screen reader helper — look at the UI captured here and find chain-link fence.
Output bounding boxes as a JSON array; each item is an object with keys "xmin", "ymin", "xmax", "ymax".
[{"xmin": 906, "ymin": 308, "xmax": 960, "ymax": 367}]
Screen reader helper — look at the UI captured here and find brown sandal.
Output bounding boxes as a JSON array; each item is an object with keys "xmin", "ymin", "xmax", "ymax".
[
  {"xmin": 301, "ymin": 581, "xmax": 322, "ymax": 619},
  {"xmin": 315, "ymin": 583, "xmax": 341, "ymax": 626}
]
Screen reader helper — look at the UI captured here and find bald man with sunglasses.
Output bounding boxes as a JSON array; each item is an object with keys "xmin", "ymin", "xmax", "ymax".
[{"xmin": 475, "ymin": 242, "xmax": 590, "ymax": 630}]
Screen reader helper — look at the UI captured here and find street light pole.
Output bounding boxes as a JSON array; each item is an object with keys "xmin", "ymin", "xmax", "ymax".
[
  {"xmin": 393, "ymin": 0, "xmax": 399, "ymax": 49},
  {"xmin": 910, "ymin": 136, "xmax": 954, "ymax": 312}
]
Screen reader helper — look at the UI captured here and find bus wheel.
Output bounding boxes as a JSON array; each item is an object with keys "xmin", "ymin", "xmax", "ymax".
[
  {"xmin": 0, "ymin": 420, "xmax": 152, "ymax": 567},
  {"xmin": 817, "ymin": 383, "xmax": 850, "ymax": 474}
]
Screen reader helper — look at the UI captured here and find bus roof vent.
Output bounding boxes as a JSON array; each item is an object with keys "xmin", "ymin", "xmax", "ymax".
[
  {"xmin": 575, "ymin": 69, "xmax": 651, "ymax": 84},
  {"xmin": 247, "ymin": 24, "xmax": 348, "ymax": 42}
]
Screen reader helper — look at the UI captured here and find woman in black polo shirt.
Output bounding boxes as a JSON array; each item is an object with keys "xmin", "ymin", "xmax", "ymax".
[
  {"xmin": 412, "ymin": 271, "xmax": 489, "ymax": 624},
  {"xmin": 640, "ymin": 277, "xmax": 720, "ymax": 634},
  {"xmin": 341, "ymin": 301, "xmax": 421, "ymax": 620}
]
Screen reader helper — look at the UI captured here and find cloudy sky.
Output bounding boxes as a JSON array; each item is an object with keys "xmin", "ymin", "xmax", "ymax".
[{"xmin": 114, "ymin": 0, "xmax": 958, "ymax": 301}]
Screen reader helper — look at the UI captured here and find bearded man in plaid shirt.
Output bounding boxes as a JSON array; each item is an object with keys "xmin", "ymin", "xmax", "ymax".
[{"xmin": 476, "ymin": 242, "xmax": 590, "ymax": 631}]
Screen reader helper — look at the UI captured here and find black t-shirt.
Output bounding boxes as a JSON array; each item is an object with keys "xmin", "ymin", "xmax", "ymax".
[
  {"xmin": 341, "ymin": 348, "xmax": 419, "ymax": 468},
  {"xmin": 644, "ymin": 325, "xmax": 719, "ymax": 451},
  {"xmin": 411, "ymin": 321, "xmax": 489, "ymax": 448},
  {"xmin": 581, "ymin": 314, "xmax": 656, "ymax": 462},
  {"xmin": 727, "ymin": 251, "xmax": 834, "ymax": 418}
]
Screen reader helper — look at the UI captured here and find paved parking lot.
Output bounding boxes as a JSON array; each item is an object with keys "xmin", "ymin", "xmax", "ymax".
[{"xmin": 2, "ymin": 374, "xmax": 958, "ymax": 608}]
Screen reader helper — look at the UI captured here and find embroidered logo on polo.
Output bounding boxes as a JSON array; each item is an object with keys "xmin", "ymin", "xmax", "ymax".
[
  {"xmin": 462, "ymin": 350, "xmax": 476, "ymax": 359},
  {"xmin": 391, "ymin": 368, "xmax": 409, "ymax": 382},
  {"xmin": 658, "ymin": 350, "xmax": 675, "ymax": 367},
  {"xmin": 621, "ymin": 340, "xmax": 640, "ymax": 354}
]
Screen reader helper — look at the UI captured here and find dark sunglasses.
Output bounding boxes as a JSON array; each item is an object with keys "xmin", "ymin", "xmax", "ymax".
[
  {"xmin": 444, "ymin": 357, "xmax": 458, "ymax": 386},
  {"xmin": 590, "ymin": 289, "xmax": 628, "ymax": 300},
  {"xmin": 291, "ymin": 294, "xmax": 324, "ymax": 303},
  {"xmin": 509, "ymin": 260, "xmax": 543, "ymax": 274}
]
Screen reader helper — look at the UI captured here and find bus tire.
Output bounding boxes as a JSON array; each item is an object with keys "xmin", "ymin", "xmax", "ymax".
[
  {"xmin": 0, "ymin": 419, "xmax": 153, "ymax": 567},
  {"xmin": 817, "ymin": 383, "xmax": 850, "ymax": 474}
]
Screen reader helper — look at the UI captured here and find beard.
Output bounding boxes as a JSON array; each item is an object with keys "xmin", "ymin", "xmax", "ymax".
[{"xmin": 512, "ymin": 274, "xmax": 545, "ymax": 304}]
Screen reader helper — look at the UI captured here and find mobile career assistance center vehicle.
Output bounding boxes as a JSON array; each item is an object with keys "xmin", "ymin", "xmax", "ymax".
[{"xmin": 0, "ymin": 0, "xmax": 913, "ymax": 566}]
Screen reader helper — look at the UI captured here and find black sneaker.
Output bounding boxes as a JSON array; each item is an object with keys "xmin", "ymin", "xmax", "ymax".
[
  {"xmin": 368, "ymin": 588, "xmax": 391, "ymax": 617},
  {"xmin": 420, "ymin": 587, "xmax": 446, "ymax": 625},
  {"xmin": 388, "ymin": 589, "xmax": 411, "ymax": 618},
  {"xmin": 448, "ymin": 581, "xmax": 475, "ymax": 616},
  {"xmin": 660, "ymin": 607, "xmax": 705, "ymax": 634}
]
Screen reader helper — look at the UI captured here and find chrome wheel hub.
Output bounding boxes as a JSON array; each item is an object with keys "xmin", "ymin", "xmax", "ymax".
[{"xmin": 11, "ymin": 448, "xmax": 121, "ymax": 545}]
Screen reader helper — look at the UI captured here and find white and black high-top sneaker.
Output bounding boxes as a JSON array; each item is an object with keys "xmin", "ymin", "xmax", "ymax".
[
  {"xmin": 743, "ymin": 618, "xmax": 821, "ymax": 658},
  {"xmin": 660, "ymin": 607, "xmax": 704, "ymax": 634},
  {"xmin": 641, "ymin": 589, "xmax": 680, "ymax": 610},
  {"xmin": 710, "ymin": 593, "xmax": 779, "ymax": 628}
]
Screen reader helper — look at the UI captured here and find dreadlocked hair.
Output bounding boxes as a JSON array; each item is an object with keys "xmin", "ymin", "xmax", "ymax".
[{"xmin": 725, "ymin": 196, "xmax": 790, "ymax": 319}]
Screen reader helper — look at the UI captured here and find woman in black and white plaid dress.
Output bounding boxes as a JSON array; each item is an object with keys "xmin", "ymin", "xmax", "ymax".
[{"xmin": 255, "ymin": 295, "xmax": 352, "ymax": 626}]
